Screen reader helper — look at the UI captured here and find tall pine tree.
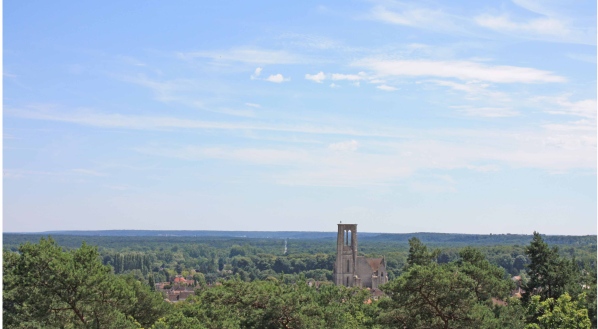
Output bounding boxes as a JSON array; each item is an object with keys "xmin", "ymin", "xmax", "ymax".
[{"xmin": 523, "ymin": 232, "xmax": 576, "ymax": 302}]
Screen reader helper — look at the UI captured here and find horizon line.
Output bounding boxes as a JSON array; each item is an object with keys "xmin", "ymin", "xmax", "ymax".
[{"xmin": 3, "ymin": 229, "xmax": 596, "ymax": 237}]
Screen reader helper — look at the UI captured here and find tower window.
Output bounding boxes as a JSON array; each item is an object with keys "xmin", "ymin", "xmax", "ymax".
[
  {"xmin": 345, "ymin": 230, "xmax": 352, "ymax": 246},
  {"xmin": 347, "ymin": 260, "xmax": 350, "ymax": 272}
]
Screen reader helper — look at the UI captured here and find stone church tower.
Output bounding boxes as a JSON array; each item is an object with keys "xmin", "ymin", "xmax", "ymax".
[
  {"xmin": 333, "ymin": 223, "xmax": 388, "ymax": 289},
  {"xmin": 334, "ymin": 224, "xmax": 358, "ymax": 287}
]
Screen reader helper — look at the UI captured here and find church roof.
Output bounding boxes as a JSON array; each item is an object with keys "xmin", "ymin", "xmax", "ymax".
[{"xmin": 366, "ymin": 257, "xmax": 384, "ymax": 271}]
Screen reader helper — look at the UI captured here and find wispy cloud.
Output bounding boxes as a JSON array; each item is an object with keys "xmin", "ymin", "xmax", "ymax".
[
  {"xmin": 121, "ymin": 75, "xmax": 254, "ymax": 117},
  {"xmin": 117, "ymin": 55, "xmax": 146, "ymax": 67},
  {"xmin": 452, "ymin": 106, "xmax": 519, "ymax": 118},
  {"xmin": 534, "ymin": 96, "xmax": 597, "ymax": 119},
  {"xmin": 369, "ymin": 4, "xmax": 470, "ymax": 35},
  {"xmin": 134, "ymin": 122, "xmax": 596, "ymax": 187},
  {"xmin": 376, "ymin": 84, "xmax": 397, "ymax": 91},
  {"xmin": 427, "ymin": 79, "xmax": 510, "ymax": 102},
  {"xmin": 566, "ymin": 53, "xmax": 597, "ymax": 64},
  {"xmin": 72, "ymin": 169, "xmax": 108, "ymax": 177},
  {"xmin": 122, "ymin": 75, "xmax": 202, "ymax": 104},
  {"xmin": 178, "ymin": 47, "xmax": 304, "ymax": 64},
  {"xmin": 136, "ymin": 146, "xmax": 309, "ymax": 166},
  {"xmin": 7, "ymin": 106, "xmax": 595, "ymax": 187},
  {"xmin": 250, "ymin": 67, "xmax": 263, "ymax": 80},
  {"xmin": 475, "ymin": 0, "xmax": 596, "ymax": 45},
  {"xmin": 214, "ymin": 108, "xmax": 256, "ymax": 117},
  {"xmin": 245, "ymin": 102, "xmax": 261, "ymax": 108},
  {"xmin": 328, "ymin": 140, "xmax": 358, "ymax": 152},
  {"xmin": 277, "ymin": 33, "xmax": 343, "ymax": 50},
  {"xmin": 355, "ymin": 59, "xmax": 566, "ymax": 83},
  {"xmin": 475, "ymin": 14, "xmax": 595, "ymax": 45},
  {"xmin": 5, "ymin": 107, "xmax": 413, "ymax": 138}
]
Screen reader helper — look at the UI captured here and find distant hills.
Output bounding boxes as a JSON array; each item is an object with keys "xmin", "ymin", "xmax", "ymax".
[{"xmin": 4, "ymin": 230, "xmax": 596, "ymax": 246}]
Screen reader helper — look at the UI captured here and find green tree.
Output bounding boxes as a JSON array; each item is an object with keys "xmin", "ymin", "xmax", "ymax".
[
  {"xmin": 525, "ymin": 293, "xmax": 591, "ymax": 329},
  {"xmin": 514, "ymin": 255, "xmax": 527, "ymax": 272},
  {"xmin": 3, "ymin": 238, "xmax": 138, "ymax": 328},
  {"xmin": 405, "ymin": 237, "xmax": 437, "ymax": 268},
  {"xmin": 193, "ymin": 272, "xmax": 207, "ymax": 288},
  {"xmin": 379, "ymin": 263, "xmax": 485, "ymax": 329},
  {"xmin": 121, "ymin": 275, "xmax": 171, "ymax": 328},
  {"xmin": 148, "ymin": 273, "xmax": 156, "ymax": 291},
  {"xmin": 523, "ymin": 232, "xmax": 576, "ymax": 302},
  {"xmin": 380, "ymin": 243, "xmax": 519, "ymax": 329},
  {"xmin": 458, "ymin": 247, "xmax": 513, "ymax": 302}
]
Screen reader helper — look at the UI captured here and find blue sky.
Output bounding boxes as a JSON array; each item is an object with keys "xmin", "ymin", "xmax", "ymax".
[{"xmin": 4, "ymin": 0, "xmax": 596, "ymax": 234}]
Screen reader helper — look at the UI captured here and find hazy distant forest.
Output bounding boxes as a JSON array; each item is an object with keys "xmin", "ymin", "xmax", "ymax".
[{"xmin": 4, "ymin": 232, "xmax": 597, "ymax": 329}]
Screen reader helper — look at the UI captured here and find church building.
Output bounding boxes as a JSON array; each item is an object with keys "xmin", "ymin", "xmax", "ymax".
[{"xmin": 333, "ymin": 223, "xmax": 388, "ymax": 289}]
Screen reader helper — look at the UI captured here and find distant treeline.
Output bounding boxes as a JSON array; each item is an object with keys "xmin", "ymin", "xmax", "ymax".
[{"xmin": 4, "ymin": 231, "xmax": 597, "ymax": 247}]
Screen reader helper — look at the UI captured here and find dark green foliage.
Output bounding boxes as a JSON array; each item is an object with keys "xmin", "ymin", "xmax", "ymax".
[
  {"xmin": 153, "ymin": 279, "xmax": 378, "ymax": 329},
  {"xmin": 121, "ymin": 275, "xmax": 171, "ymax": 328},
  {"xmin": 379, "ymin": 251, "xmax": 514, "ymax": 329},
  {"xmin": 458, "ymin": 247, "xmax": 513, "ymax": 302},
  {"xmin": 523, "ymin": 232, "xmax": 578, "ymax": 302},
  {"xmin": 406, "ymin": 237, "xmax": 438, "ymax": 268},
  {"xmin": 149, "ymin": 273, "xmax": 156, "ymax": 291},
  {"xmin": 3, "ymin": 238, "xmax": 169, "ymax": 329},
  {"xmin": 379, "ymin": 263, "xmax": 481, "ymax": 328}
]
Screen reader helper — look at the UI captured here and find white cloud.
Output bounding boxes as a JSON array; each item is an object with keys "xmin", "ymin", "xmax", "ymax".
[
  {"xmin": 178, "ymin": 47, "xmax": 304, "ymax": 64},
  {"xmin": 566, "ymin": 53, "xmax": 597, "ymax": 63},
  {"xmin": 355, "ymin": 59, "xmax": 566, "ymax": 83},
  {"xmin": 305, "ymin": 72, "xmax": 326, "ymax": 83},
  {"xmin": 331, "ymin": 72, "xmax": 366, "ymax": 81},
  {"xmin": 104, "ymin": 185, "xmax": 131, "ymax": 191},
  {"xmin": 535, "ymin": 97, "xmax": 597, "ymax": 119},
  {"xmin": 429, "ymin": 80, "xmax": 510, "ymax": 102},
  {"xmin": 10, "ymin": 106, "xmax": 595, "ymax": 187},
  {"xmin": 410, "ymin": 181, "xmax": 456, "ymax": 194},
  {"xmin": 376, "ymin": 84, "xmax": 397, "ymax": 91},
  {"xmin": 137, "ymin": 146, "xmax": 309, "ymax": 166},
  {"xmin": 117, "ymin": 55, "xmax": 146, "ymax": 67},
  {"xmin": 329, "ymin": 140, "xmax": 359, "ymax": 152},
  {"xmin": 140, "ymin": 120, "xmax": 595, "ymax": 187},
  {"xmin": 369, "ymin": 5, "xmax": 468, "ymax": 35},
  {"xmin": 245, "ymin": 102, "xmax": 261, "ymax": 108},
  {"xmin": 250, "ymin": 67, "xmax": 263, "ymax": 79},
  {"xmin": 215, "ymin": 108, "xmax": 255, "ymax": 117},
  {"xmin": 7, "ymin": 107, "xmax": 411, "ymax": 137},
  {"xmin": 278, "ymin": 33, "xmax": 342, "ymax": 50},
  {"xmin": 454, "ymin": 106, "xmax": 519, "ymax": 118},
  {"xmin": 72, "ymin": 169, "xmax": 108, "ymax": 177},
  {"xmin": 265, "ymin": 74, "xmax": 290, "ymax": 83},
  {"xmin": 475, "ymin": 13, "xmax": 596, "ymax": 45},
  {"xmin": 329, "ymin": 83, "xmax": 339, "ymax": 88},
  {"xmin": 122, "ymin": 75, "xmax": 201, "ymax": 103},
  {"xmin": 476, "ymin": 14, "xmax": 564, "ymax": 36}
]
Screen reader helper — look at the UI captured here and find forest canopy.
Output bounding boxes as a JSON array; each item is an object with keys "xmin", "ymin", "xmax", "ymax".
[{"xmin": 3, "ymin": 232, "xmax": 596, "ymax": 329}]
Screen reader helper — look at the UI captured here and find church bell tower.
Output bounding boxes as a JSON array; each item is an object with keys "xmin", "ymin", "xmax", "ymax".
[{"xmin": 334, "ymin": 223, "xmax": 358, "ymax": 286}]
